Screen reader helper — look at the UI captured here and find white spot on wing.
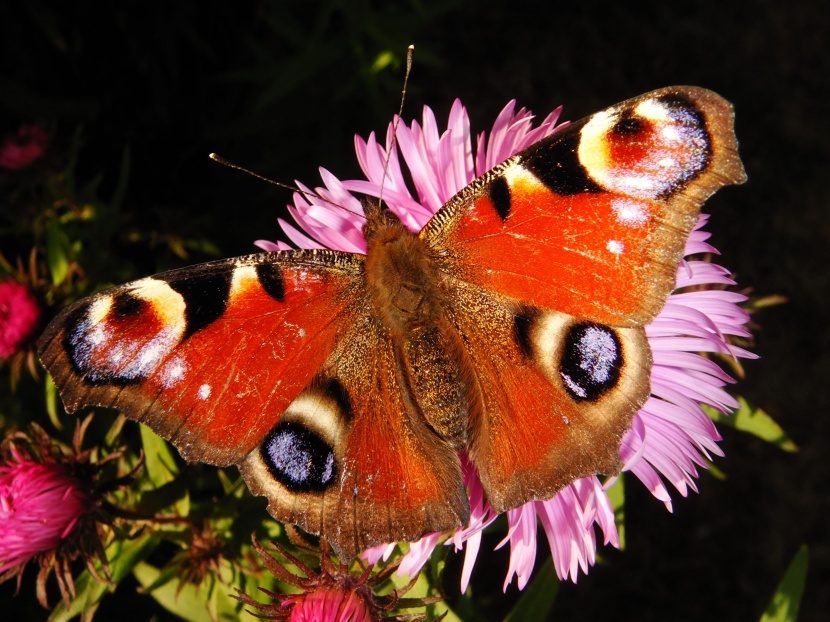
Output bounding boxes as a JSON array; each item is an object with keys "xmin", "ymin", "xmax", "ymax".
[
  {"xmin": 561, "ymin": 373, "xmax": 587, "ymax": 398},
  {"xmin": 198, "ymin": 384, "xmax": 212, "ymax": 400},
  {"xmin": 606, "ymin": 240, "xmax": 624, "ymax": 255},
  {"xmin": 660, "ymin": 125, "xmax": 680, "ymax": 142},
  {"xmin": 160, "ymin": 356, "xmax": 188, "ymax": 388},
  {"xmin": 611, "ymin": 198, "xmax": 649, "ymax": 226}
]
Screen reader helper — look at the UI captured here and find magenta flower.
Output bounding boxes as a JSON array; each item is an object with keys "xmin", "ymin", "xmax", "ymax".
[
  {"xmin": 235, "ymin": 538, "xmax": 436, "ymax": 621},
  {"xmin": 284, "ymin": 586, "xmax": 374, "ymax": 622},
  {"xmin": 260, "ymin": 99, "xmax": 753, "ymax": 590},
  {"xmin": 0, "ymin": 278, "xmax": 41, "ymax": 359},
  {"xmin": 0, "ymin": 421, "xmax": 137, "ymax": 607},
  {"xmin": 0, "ymin": 124, "xmax": 49, "ymax": 170},
  {"xmin": 0, "ymin": 448, "xmax": 92, "ymax": 576}
]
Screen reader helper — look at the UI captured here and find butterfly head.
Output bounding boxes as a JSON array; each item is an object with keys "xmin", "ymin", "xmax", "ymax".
[{"xmin": 360, "ymin": 197, "xmax": 408, "ymax": 245}]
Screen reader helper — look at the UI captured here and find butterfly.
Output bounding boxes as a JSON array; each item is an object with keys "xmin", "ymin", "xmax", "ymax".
[{"xmin": 38, "ymin": 87, "xmax": 746, "ymax": 560}]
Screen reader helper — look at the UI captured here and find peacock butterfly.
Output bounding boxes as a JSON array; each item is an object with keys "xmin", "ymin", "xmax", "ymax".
[{"xmin": 38, "ymin": 87, "xmax": 746, "ymax": 560}]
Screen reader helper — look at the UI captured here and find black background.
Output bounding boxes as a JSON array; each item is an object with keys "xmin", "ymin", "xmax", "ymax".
[{"xmin": 2, "ymin": 1, "xmax": 827, "ymax": 620}]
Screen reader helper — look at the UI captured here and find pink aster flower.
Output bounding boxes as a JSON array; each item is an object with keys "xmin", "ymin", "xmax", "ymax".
[
  {"xmin": 0, "ymin": 278, "xmax": 41, "ymax": 359},
  {"xmin": 0, "ymin": 124, "xmax": 49, "ymax": 170},
  {"xmin": 261, "ymin": 98, "xmax": 752, "ymax": 590}
]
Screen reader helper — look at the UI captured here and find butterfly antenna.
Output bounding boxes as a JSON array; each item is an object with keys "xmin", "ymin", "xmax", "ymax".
[
  {"xmin": 376, "ymin": 45, "xmax": 414, "ymax": 213},
  {"xmin": 208, "ymin": 153, "xmax": 365, "ymax": 219}
]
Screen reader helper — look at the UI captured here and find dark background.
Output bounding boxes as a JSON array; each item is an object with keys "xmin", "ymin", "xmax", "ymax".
[{"xmin": 2, "ymin": 1, "xmax": 827, "ymax": 620}]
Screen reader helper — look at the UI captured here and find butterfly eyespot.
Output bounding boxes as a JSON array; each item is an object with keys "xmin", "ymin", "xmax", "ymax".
[
  {"xmin": 559, "ymin": 323, "xmax": 622, "ymax": 402},
  {"xmin": 63, "ymin": 287, "xmax": 187, "ymax": 385},
  {"xmin": 579, "ymin": 94, "xmax": 713, "ymax": 200},
  {"xmin": 261, "ymin": 421, "xmax": 337, "ymax": 493}
]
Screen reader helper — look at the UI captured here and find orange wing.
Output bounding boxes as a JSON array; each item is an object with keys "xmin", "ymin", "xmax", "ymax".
[
  {"xmin": 241, "ymin": 321, "xmax": 468, "ymax": 559},
  {"xmin": 424, "ymin": 86, "xmax": 746, "ymax": 327}
]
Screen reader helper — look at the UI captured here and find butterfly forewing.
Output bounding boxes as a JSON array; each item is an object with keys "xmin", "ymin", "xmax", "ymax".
[
  {"xmin": 424, "ymin": 86, "xmax": 746, "ymax": 327},
  {"xmin": 38, "ymin": 251, "xmax": 362, "ymax": 465}
]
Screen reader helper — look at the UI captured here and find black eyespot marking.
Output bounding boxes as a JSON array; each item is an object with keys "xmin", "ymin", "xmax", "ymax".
[
  {"xmin": 162, "ymin": 265, "xmax": 232, "ymax": 338},
  {"xmin": 316, "ymin": 376, "xmax": 353, "ymax": 423},
  {"xmin": 111, "ymin": 292, "xmax": 146, "ymax": 318},
  {"xmin": 560, "ymin": 323, "xmax": 622, "ymax": 402},
  {"xmin": 512, "ymin": 307, "xmax": 539, "ymax": 360},
  {"xmin": 261, "ymin": 421, "xmax": 337, "ymax": 493},
  {"xmin": 657, "ymin": 93, "xmax": 700, "ymax": 117},
  {"xmin": 523, "ymin": 126, "xmax": 603, "ymax": 196},
  {"xmin": 256, "ymin": 263, "xmax": 285, "ymax": 302},
  {"xmin": 488, "ymin": 176, "xmax": 512, "ymax": 223},
  {"xmin": 613, "ymin": 112, "xmax": 646, "ymax": 136}
]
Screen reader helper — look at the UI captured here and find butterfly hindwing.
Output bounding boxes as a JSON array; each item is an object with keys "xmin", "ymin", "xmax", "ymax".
[
  {"xmin": 445, "ymin": 281, "xmax": 651, "ymax": 511},
  {"xmin": 241, "ymin": 323, "xmax": 469, "ymax": 559}
]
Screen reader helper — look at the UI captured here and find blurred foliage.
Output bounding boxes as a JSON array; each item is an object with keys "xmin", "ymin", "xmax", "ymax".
[{"xmin": 760, "ymin": 546, "xmax": 808, "ymax": 622}]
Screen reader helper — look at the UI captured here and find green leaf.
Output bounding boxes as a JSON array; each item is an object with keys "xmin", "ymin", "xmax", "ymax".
[
  {"xmin": 138, "ymin": 424, "xmax": 190, "ymax": 515},
  {"xmin": 707, "ymin": 398, "xmax": 798, "ymax": 452},
  {"xmin": 707, "ymin": 460, "xmax": 727, "ymax": 481},
  {"xmin": 46, "ymin": 215, "xmax": 71, "ymax": 285},
  {"xmin": 370, "ymin": 50, "xmax": 395, "ymax": 73},
  {"xmin": 760, "ymin": 545, "xmax": 808, "ymax": 622},
  {"xmin": 44, "ymin": 372, "xmax": 63, "ymax": 431},
  {"xmin": 503, "ymin": 558, "xmax": 558, "ymax": 622},
  {"xmin": 136, "ymin": 477, "xmax": 191, "ymax": 517},
  {"xmin": 133, "ymin": 561, "xmax": 242, "ymax": 622},
  {"xmin": 140, "ymin": 423, "xmax": 179, "ymax": 485},
  {"xmin": 48, "ymin": 534, "xmax": 159, "ymax": 622}
]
